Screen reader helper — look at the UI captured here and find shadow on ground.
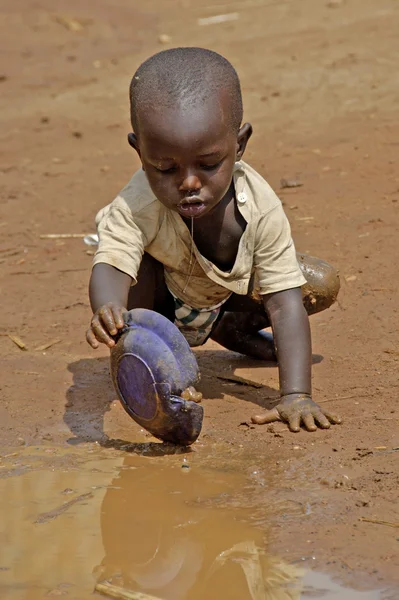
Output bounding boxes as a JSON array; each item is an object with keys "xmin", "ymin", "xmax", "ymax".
[
  {"xmin": 64, "ymin": 357, "xmax": 190, "ymax": 455},
  {"xmin": 63, "ymin": 349, "xmax": 323, "ymax": 448},
  {"xmin": 64, "ymin": 357, "xmax": 114, "ymax": 445}
]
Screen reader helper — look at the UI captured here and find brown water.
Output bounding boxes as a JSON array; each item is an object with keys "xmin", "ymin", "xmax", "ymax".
[{"xmin": 0, "ymin": 444, "xmax": 391, "ymax": 600}]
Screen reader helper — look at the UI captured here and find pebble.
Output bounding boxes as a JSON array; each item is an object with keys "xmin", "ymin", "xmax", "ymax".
[
  {"xmin": 181, "ymin": 457, "xmax": 190, "ymax": 471},
  {"xmin": 46, "ymin": 589, "xmax": 66, "ymax": 597},
  {"xmin": 326, "ymin": 0, "xmax": 343, "ymax": 6},
  {"xmin": 158, "ymin": 34, "xmax": 171, "ymax": 44}
]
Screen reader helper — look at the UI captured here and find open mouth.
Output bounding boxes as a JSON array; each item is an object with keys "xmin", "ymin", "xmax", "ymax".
[{"xmin": 177, "ymin": 200, "xmax": 207, "ymax": 218}]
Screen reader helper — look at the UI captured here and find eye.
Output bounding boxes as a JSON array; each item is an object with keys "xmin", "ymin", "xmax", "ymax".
[
  {"xmin": 154, "ymin": 166, "xmax": 177, "ymax": 174},
  {"xmin": 200, "ymin": 159, "xmax": 223, "ymax": 171}
]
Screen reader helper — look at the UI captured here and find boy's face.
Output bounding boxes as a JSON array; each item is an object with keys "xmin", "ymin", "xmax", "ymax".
[{"xmin": 128, "ymin": 96, "xmax": 252, "ymax": 219}]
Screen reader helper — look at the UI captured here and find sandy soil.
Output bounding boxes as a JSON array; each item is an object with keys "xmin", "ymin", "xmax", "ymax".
[{"xmin": 1, "ymin": 0, "xmax": 399, "ymax": 595}]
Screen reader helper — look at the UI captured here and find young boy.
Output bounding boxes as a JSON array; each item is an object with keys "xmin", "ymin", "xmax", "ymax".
[{"xmin": 86, "ymin": 47, "xmax": 341, "ymax": 433}]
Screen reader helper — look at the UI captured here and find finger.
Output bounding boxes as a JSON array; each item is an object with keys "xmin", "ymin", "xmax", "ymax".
[
  {"xmin": 313, "ymin": 410, "xmax": 331, "ymax": 429},
  {"xmin": 91, "ymin": 316, "xmax": 116, "ymax": 347},
  {"xmin": 302, "ymin": 412, "xmax": 317, "ymax": 432},
  {"xmin": 322, "ymin": 409, "xmax": 342, "ymax": 425},
  {"xmin": 251, "ymin": 407, "xmax": 281, "ymax": 425},
  {"xmin": 193, "ymin": 391, "xmax": 203, "ymax": 402},
  {"xmin": 111, "ymin": 305, "xmax": 125, "ymax": 330},
  {"xmin": 99, "ymin": 307, "xmax": 118, "ymax": 336},
  {"xmin": 181, "ymin": 386, "xmax": 203, "ymax": 403},
  {"xmin": 287, "ymin": 413, "xmax": 301, "ymax": 433},
  {"xmin": 86, "ymin": 328, "xmax": 99, "ymax": 349}
]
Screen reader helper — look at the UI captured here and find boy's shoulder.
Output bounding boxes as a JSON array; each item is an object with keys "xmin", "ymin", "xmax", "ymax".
[
  {"xmin": 95, "ymin": 168, "xmax": 163, "ymax": 230},
  {"xmin": 110, "ymin": 168, "xmax": 159, "ymax": 215},
  {"xmin": 237, "ymin": 161, "xmax": 281, "ymax": 215}
]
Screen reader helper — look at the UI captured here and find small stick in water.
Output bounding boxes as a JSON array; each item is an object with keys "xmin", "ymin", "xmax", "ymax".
[
  {"xmin": 95, "ymin": 582, "xmax": 163, "ymax": 600},
  {"xmin": 35, "ymin": 492, "xmax": 93, "ymax": 524}
]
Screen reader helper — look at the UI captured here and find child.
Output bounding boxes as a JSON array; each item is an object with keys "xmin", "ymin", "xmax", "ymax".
[{"xmin": 86, "ymin": 47, "xmax": 341, "ymax": 433}]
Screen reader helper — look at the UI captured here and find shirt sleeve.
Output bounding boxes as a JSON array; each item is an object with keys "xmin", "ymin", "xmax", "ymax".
[
  {"xmin": 254, "ymin": 203, "xmax": 306, "ymax": 295},
  {"xmin": 93, "ymin": 204, "xmax": 145, "ymax": 283}
]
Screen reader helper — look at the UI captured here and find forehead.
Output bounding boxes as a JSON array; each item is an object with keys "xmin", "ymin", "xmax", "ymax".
[{"xmin": 136, "ymin": 96, "xmax": 235, "ymax": 157}]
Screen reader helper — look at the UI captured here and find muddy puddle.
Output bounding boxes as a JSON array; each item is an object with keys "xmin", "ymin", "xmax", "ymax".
[{"xmin": 0, "ymin": 443, "xmax": 394, "ymax": 600}]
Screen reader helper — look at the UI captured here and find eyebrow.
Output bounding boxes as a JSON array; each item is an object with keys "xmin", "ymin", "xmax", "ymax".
[
  {"xmin": 197, "ymin": 151, "xmax": 222, "ymax": 158},
  {"xmin": 150, "ymin": 150, "xmax": 222, "ymax": 162}
]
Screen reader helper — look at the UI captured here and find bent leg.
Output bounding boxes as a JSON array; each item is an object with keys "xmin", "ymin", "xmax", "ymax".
[
  {"xmin": 211, "ymin": 254, "xmax": 340, "ymax": 360},
  {"xmin": 211, "ymin": 311, "xmax": 276, "ymax": 360}
]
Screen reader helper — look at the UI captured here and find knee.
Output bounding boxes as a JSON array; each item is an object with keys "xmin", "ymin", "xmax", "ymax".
[
  {"xmin": 297, "ymin": 254, "xmax": 340, "ymax": 315},
  {"xmin": 211, "ymin": 311, "xmax": 270, "ymax": 345}
]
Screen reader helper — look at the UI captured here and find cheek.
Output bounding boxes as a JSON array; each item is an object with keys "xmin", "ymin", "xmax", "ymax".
[
  {"xmin": 208, "ymin": 161, "xmax": 235, "ymax": 194},
  {"xmin": 146, "ymin": 174, "xmax": 177, "ymax": 203}
]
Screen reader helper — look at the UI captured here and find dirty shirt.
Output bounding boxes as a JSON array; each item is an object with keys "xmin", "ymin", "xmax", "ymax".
[{"xmin": 93, "ymin": 161, "xmax": 306, "ymax": 310}]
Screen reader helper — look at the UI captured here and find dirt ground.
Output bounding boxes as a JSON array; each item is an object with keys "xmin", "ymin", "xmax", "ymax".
[{"xmin": 1, "ymin": 0, "xmax": 399, "ymax": 596}]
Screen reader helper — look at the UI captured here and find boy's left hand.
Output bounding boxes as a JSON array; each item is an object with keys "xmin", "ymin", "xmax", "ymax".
[{"xmin": 251, "ymin": 393, "xmax": 342, "ymax": 433}]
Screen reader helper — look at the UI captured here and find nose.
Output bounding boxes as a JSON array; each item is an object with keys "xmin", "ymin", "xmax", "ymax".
[{"xmin": 178, "ymin": 171, "xmax": 202, "ymax": 194}]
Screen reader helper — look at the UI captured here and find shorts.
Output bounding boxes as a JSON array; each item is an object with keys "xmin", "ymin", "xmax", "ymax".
[{"xmin": 169, "ymin": 291, "xmax": 231, "ymax": 347}]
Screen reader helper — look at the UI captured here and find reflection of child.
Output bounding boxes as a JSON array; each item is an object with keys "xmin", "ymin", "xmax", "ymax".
[
  {"xmin": 96, "ymin": 460, "xmax": 304, "ymax": 600},
  {"xmin": 86, "ymin": 47, "xmax": 341, "ymax": 432}
]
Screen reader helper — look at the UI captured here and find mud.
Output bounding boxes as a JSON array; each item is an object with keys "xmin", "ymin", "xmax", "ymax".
[{"xmin": 1, "ymin": 0, "xmax": 399, "ymax": 598}]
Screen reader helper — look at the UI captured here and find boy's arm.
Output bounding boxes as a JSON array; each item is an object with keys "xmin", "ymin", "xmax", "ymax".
[
  {"xmin": 86, "ymin": 263, "xmax": 132, "ymax": 349},
  {"xmin": 252, "ymin": 287, "xmax": 341, "ymax": 432}
]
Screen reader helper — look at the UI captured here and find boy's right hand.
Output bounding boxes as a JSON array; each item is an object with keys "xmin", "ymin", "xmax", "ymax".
[{"xmin": 86, "ymin": 302, "xmax": 127, "ymax": 349}]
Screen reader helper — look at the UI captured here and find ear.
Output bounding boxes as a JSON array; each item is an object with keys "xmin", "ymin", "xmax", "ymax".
[
  {"xmin": 127, "ymin": 132, "xmax": 141, "ymax": 157},
  {"xmin": 128, "ymin": 132, "xmax": 145, "ymax": 171},
  {"xmin": 236, "ymin": 122, "xmax": 253, "ymax": 161}
]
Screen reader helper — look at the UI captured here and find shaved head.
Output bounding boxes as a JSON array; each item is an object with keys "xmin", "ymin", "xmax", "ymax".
[{"xmin": 129, "ymin": 47, "xmax": 243, "ymax": 134}]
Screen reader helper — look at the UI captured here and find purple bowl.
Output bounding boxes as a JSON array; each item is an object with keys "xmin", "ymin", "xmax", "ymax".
[{"xmin": 110, "ymin": 309, "xmax": 203, "ymax": 445}]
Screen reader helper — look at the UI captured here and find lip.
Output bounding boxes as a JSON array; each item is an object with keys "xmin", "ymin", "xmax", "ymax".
[{"xmin": 177, "ymin": 199, "xmax": 207, "ymax": 218}]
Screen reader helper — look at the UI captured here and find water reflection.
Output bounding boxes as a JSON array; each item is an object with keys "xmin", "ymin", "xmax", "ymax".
[
  {"xmin": 96, "ymin": 456, "xmax": 304, "ymax": 600},
  {"xmin": 0, "ymin": 446, "xmax": 388, "ymax": 600}
]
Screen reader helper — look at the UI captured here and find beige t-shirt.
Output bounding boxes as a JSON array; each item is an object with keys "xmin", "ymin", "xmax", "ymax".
[{"xmin": 93, "ymin": 161, "xmax": 306, "ymax": 309}]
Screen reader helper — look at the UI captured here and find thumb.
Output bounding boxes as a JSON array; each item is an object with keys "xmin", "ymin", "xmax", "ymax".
[{"xmin": 251, "ymin": 407, "xmax": 281, "ymax": 425}]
